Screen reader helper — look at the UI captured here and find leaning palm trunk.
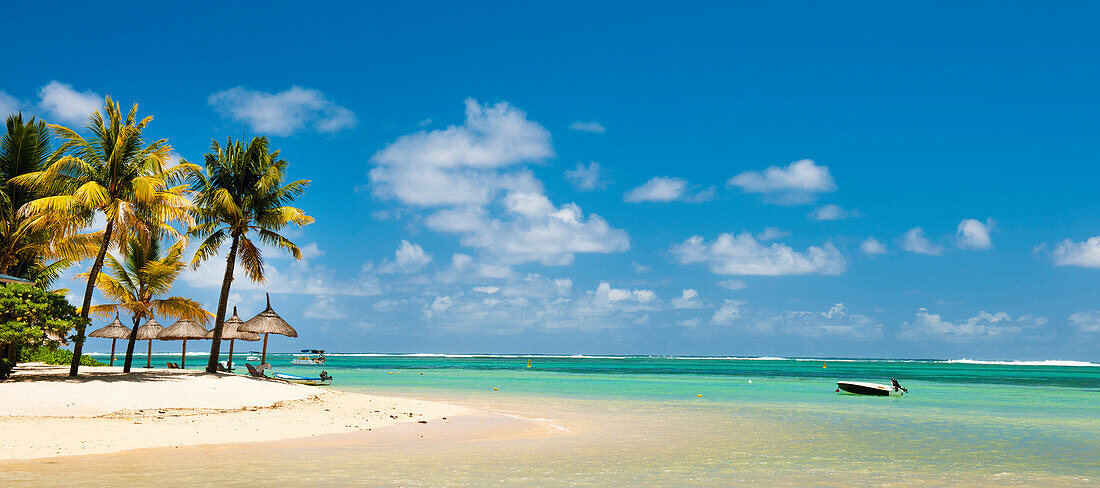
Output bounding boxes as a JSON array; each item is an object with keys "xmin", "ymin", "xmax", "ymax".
[
  {"xmin": 71, "ymin": 221, "xmax": 112, "ymax": 376},
  {"xmin": 206, "ymin": 233, "xmax": 240, "ymax": 373},
  {"xmin": 123, "ymin": 314, "xmax": 141, "ymax": 372}
]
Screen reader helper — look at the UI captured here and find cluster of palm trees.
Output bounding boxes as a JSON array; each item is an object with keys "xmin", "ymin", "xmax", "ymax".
[{"xmin": 0, "ymin": 97, "xmax": 313, "ymax": 376}]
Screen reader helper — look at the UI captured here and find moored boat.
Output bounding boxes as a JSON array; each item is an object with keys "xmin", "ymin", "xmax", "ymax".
[
  {"xmin": 273, "ymin": 371, "xmax": 333, "ymax": 386},
  {"xmin": 836, "ymin": 381, "xmax": 906, "ymax": 396},
  {"xmin": 291, "ymin": 349, "xmax": 326, "ymax": 365}
]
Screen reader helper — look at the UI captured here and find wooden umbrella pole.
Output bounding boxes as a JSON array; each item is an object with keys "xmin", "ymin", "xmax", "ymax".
[
  {"xmin": 181, "ymin": 340, "xmax": 187, "ymax": 369},
  {"xmin": 146, "ymin": 340, "xmax": 152, "ymax": 369},
  {"xmin": 261, "ymin": 333, "xmax": 269, "ymax": 365},
  {"xmin": 109, "ymin": 339, "xmax": 117, "ymax": 366},
  {"xmin": 227, "ymin": 339, "xmax": 235, "ymax": 371}
]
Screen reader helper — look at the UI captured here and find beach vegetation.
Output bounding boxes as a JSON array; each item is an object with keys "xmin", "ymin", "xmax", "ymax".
[
  {"xmin": 11, "ymin": 98, "xmax": 198, "ymax": 376},
  {"xmin": 188, "ymin": 136, "xmax": 312, "ymax": 373},
  {"xmin": 83, "ymin": 235, "xmax": 212, "ymax": 372},
  {"xmin": 0, "ymin": 283, "xmax": 88, "ymax": 379}
]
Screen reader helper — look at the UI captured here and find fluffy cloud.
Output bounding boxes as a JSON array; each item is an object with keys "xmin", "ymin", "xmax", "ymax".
[
  {"xmin": 624, "ymin": 177, "xmax": 715, "ymax": 203},
  {"xmin": 672, "ymin": 232, "xmax": 845, "ymax": 276},
  {"xmin": 899, "ymin": 309, "xmax": 1047, "ymax": 342},
  {"xmin": 1068, "ymin": 311, "xmax": 1100, "ymax": 332},
  {"xmin": 569, "ymin": 121, "xmax": 606, "ymax": 133},
  {"xmin": 901, "ymin": 227, "xmax": 944, "ymax": 256},
  {"xmin": 425, "ymin": 192, "xmax": 629, "ymax": 265},
  {"xmin": 181, "ymin": 243, "xmax": 380, "ymax": 297},
  {"xmin": 1051, "ymin": 236, "xmax": 1100, "ymax": 268},
  {"xmin": 749, "ymin": 303, "xmax": 883, "ymax": 339},
  {"xmin": 860, "ymin": 237, "xmax": 887, "ymax": 256},
  {"xmin": 0, "ymin": 91, "xmax": 20, "ymax": 117},
  {"xmin": 38, "ymin": 81, "xmax": 101, "ymax": 124},
  {"xmin": 370, "ymin": 99, "xmax": 629, "ymax": 267},
  {"xmin": 564, "ymin": 161, "xmax": 611, "ymax": 191},
  {"xmin": 756, "ymin": 227, "xmax": 789, "ymax": 241},
  {"xmin": 208, "ymin": 86, "xmax": 356, "ymax": 136},
  {"xmin": 377, "ymin": 240, "xmax": 433, "ymax": 273},
  {"xmin": 671, "ymin": 289, "xmax": 702, "ymax": 309},
  {"xmin": 711, "ymin": 299, "xmax": 745, "ymax": 325},
  {"xmin": 728, "ymin": 159, "xmax": 836, "ymax": 204},
  {"xmin": 956, "ymin": 218, "xmax": 993, "ymax": 250},
  {"xmin": 809, "ymin": 204, "xmax": 858, "ymax": 221}
]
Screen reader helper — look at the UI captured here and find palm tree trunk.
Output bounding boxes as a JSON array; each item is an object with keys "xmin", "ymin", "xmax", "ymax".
[
  {"xmin": 122, "ymin": 314, "xmax": 141, "ymax": 373},
  {"xmin": 205, "ymin": 231, "xmax": 240, "ymax": 373},
  {"xmin": 70, "ymin": 220, "xmax": 113, "ymax": 377}
]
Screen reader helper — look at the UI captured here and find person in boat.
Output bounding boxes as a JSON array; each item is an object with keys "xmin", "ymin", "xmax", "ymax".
[
  {"xmin": 891, "ymin": 378, "xmax": 908, "ymax": 392},
  {"xmin": 320, "ymin": 371, "xmax": 331, "ymax": 381}
]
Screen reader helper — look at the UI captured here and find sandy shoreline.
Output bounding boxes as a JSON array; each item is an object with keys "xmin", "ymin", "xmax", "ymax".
[{"xmin": 0, "ymin": 363, "xmax": 470, "ymax": 460}]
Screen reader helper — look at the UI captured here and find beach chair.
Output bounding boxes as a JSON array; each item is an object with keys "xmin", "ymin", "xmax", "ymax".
[
  {"xmin": 166, "ymin": 362, "xmax": 181, "ymax": 369},
  {"xmin": 215, "ymin": 362, "xmax": 229, "ymax": 373},
  {"xmin": 245, "ymin": 363, "xmax": 267, "ymax": 378}
]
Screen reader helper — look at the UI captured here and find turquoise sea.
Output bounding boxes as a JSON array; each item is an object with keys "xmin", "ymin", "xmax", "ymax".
[{"xmin": 13, "ymin": 354, "xmax": 1100, "ymax": 486}]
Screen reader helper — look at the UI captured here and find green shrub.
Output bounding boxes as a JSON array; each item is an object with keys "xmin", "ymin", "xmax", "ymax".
[
  {"xmin": 19, "ymin": 347, "xmax": 105, "ymax": 367},
  {"xmin": 0, "ymin": 358, "xmax": 13, "ymax": 380}
]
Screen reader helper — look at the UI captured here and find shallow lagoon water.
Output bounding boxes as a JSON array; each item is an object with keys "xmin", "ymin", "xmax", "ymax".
[{"xmin": 9, "ymin": 354, "xmax": 1099, "ymax": 486}]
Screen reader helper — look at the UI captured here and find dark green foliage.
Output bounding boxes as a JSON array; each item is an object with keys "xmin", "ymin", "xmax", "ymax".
[
  {"xmin": 0, "ymin": 283, "xmax": 84, "ymax": 349},
  {"xmin": 0, "ymin": 358, "xmax": 12, "ymax": 379},
  {"xmin": 19, "ymin": 346, "xmax": 104, "ymax": 366}
]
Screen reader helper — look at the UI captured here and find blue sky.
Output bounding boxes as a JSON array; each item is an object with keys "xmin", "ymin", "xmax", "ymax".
[{"xmin": 5, "ymin": 2, "xmax": 1100, "ymax": 359}]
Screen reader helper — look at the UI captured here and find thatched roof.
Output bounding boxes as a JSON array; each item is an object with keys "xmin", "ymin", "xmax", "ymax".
[
  {"xmin": 239, "ymin": 294, "xmax": 298, "ymax": 337},
  {"xmin": 88, "ymin": 313, "xmax": 132, "ymax": 339},
  {"xmin": 206, "ymin": 307, "xmax": 260, "ymax": 341},
  {"xmin": 158, "ymin": 318, "xmax": 209, "ymax": 340},
  {"xmin": 135, "ymin": 317, "xmax": 164, "ymax": 340}
]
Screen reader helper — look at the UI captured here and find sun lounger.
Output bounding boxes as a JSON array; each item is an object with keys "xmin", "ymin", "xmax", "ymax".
[{"xmin": 245, "ymin": 363, "xmax": 267, "ymax": 378}]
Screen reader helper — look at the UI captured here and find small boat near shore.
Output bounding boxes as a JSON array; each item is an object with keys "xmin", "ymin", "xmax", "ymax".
[
  {"xmin": 272, "ymin": 371, "xmax": 333, "ymax": 386},
  {"xmin": 836, "ymin": 381, "xmax": 906, "ymax": 396}
]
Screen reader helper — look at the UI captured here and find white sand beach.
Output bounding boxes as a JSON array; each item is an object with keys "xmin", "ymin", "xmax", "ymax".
[{"xmin": 0, "ymin": 364, "xmax": 469, "ymax": 460}]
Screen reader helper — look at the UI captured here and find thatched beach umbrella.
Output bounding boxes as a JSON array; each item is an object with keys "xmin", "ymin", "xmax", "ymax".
[
  {"xmin": 205, "ymin": 306, "xmax": 258, "ymax": 370},
  {"xmin": 87, "ymin": 313, "xmax": 131, "ymax": 366},
  {"xmin": 158, "ymin": 318, "xmax": 208, "ymax": 368},
  {"xmin": 239, "ymin": 294, "xmax": 297, "ymax": 365},
  {"xmin": 135, "ymin": 317, "xmax": 164, "ymax": 369}
]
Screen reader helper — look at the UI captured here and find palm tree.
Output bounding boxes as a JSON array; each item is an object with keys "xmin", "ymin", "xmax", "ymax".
[
  {"xmin": 12, "ymin": 98, "xmax": 196, "ymax": 376},
  {"xmin": 0, "ymin": 114, "xmax": 96, "ymax": 283},
  {"xmin": 189, "ymin": 136, "xmax": 313, "ymax": 373},
  {"xmin": 83, "ymin": 236, "xmax": 212, "ymax": 372}
]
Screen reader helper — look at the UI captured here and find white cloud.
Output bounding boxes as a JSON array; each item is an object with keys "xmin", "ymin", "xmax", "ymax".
[
  {"xmin": 900, "ymin": 309, "xmax": 1047, "ymax": 342},
  {"xmin": 632, "ymin": 262, "xmax": 652, "ymax": 274},
  {"xmin": 956, "ymin": 218, "xmax": 993, "ymax": 250},
  {"xmin": 595, "ymin": 281, "xmax": 656, "ymax": 304},
  {"xmin": 564, "ymin": 161, "xmax": 610, "ymax": 191},
  {"xmin": 718, "ymin": 279, "xmax": 747, "ymax": 290},
  {"xmin": 417, "ymin": 118, "xmax": 433, "ymax": 127},
  {"xmin": 672, "ymin": 232, "xmax": 845, "ymax": 276},
  {"xmin": 711, "ymin": 299, "xmax": 745, "ymax": 325},
  {"xmin": 208, "ymin": 86, "xmax": 356, "ymax": 136},
  {"xmin": 369, "ymin": 99, "xmax": 629, "ymax": 267},
  {"xmin": 677, "ymin": 318, "xmax": 701, "ymax": 327},
  {"xmin": 728, "ymin": 159, "xmax": 836, "ymax": 204},
  {"xmin": 473, "ymin": 286, "xmax": 500, "ymax": 294},
  {"xmin": 302, "ymin": 296, "xmax": 349, "ymax": 319},
  {"xmin": 569, "ymin": 121, "xmax": 605, "ymax": 133},
  {"xmin": 1068, "ymin": 311, "xmax": 1100, "ymax": 332},
  {"xmin": 38, "ymin": 81, "xmax": 101, "ymax": 124},
  {"xmin": 425, "ymin": 192, "xmax": 629, "ymax": 266},
  {"xmin": 0, "ymin": 91, "xmax": 20, "ymax": 117},
  {"xmin": 395, "ymin": 240, "xmax": 432, "ymax": 267},
  {"xmin": 860, "ymin": 237, "xmax": 887, "ymax": 256},
  {"xmin": 671, "ymin": 289, "xmax": 702, "ymax": 309},
  {"xmin": 298, "ymin": 243, "xmax": 325, "ymax": 259},
  {"xmin": 1051, "ymin": 236, "xmax": 1100, "ymax": 268},
  {"xmin": 809, "ymin": 204, "xmax": 858, "ymax": 221},
  {"xmin": 901, "ymin": 227, "xmax": 944, "ymax": 256},
  {"xmin": 756, "ymin": 227, "xmax": 789, "ymax": 241},
  {"xmin": 749, "ymin": 303, "xmax": 883, "ymax": 339},
  {"xmin": 624, "ymin": 176, "xmax": 715, "ymax": 203},
  {"xmin": 181, "ymin": 243, "xmax": 380, "ymax": 297}
]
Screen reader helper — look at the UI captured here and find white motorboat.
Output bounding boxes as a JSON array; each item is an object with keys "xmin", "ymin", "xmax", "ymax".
[
  {"xmin": 291, "ymin": 349, "xmax": 326, "ymax": 365},
  {"xmin": 836, "ymin": 381, "xmax": 907, "ymax": 396}
]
